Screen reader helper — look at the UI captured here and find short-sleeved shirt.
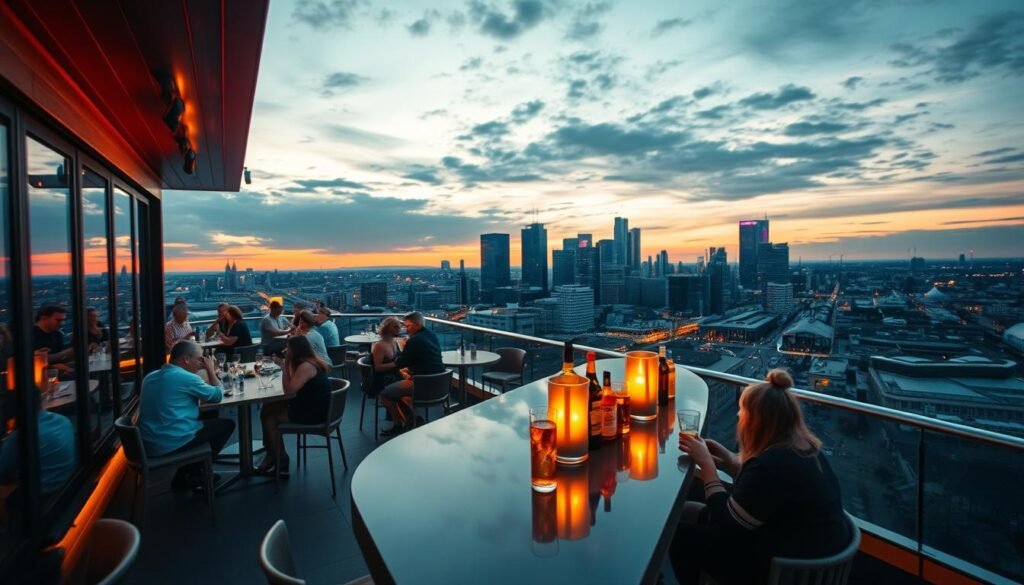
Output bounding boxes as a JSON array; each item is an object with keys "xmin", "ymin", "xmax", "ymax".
[
  {"xmin": 316, "ymin": 319, "xmax": 340, "ymax": 347},
  {"xmin": 0, "ymin": 410, "xmax": 77, "ymax": 493},
  {"xmin": 138, "ymin": 364, "xmax": 223, "ymax": 457},
  {"xmin": 226, "ymin": 320, "xmax": 253, "ymax": 347},
  {"xmin": 33, "ymin": 325, "xmax": 65, "ymax": 354},
  {"xmin": 304, "ymin": 329, "xmax": 332, "ymax": 366},
  {"xmin": 395, "ymin": 328, "xmax": 444, "ymax": 375},
  {"xmin": 164, "ymin": 319, "xmax": 193, "ymax": 350},
  {"xmin": 260, "ymin": 314, "xmax": 292, "ymax": 341}
]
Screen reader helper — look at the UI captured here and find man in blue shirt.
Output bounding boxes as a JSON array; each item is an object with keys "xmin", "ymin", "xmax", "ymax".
[
  {"xmin": 139, "ymin": 340, "xmax": 234, "ymax": 488},
  {"xmin": 314, "ymin": 305, "xmax": 341, "ymax": 347},
  {"xmin": 0, "ymin": 406, "xmax": 77, "ymax": 494}
]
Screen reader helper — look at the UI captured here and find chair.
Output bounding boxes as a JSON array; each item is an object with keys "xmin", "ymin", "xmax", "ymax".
[
  {"xmin": 276, "ymin": 378, "xmax": 350, "ymax": 497},
  {"xmin": 84, "ymin": 519, "xmax": 141, "ymax": 585},
  {"xmin": 410, "ymin": 369, "xmax": 453, "ymax": 427},
  {"xmin": 114, "ymin": 415, "xmax": 216, "ymax": 528},
  {"xmin": 767, "ymin": 512, "xmax": 861, "ymax": 585},
  {"xmin": 481, "ymin": 347, "xmax": 526, "ymax": 393},
  {"xmin": 259, "ymin": 520, "xmax": 373, "ymax": 585},
  {"xmin": 356, "ymin": 356, "xmax": 388, "ymax": 440},
  {"xmin": 236, "ymin": 343, "xmax": 260, "ymax": 363},
  {"xmin": 326, "ymin": 345, "xmax": 348, "ymax": 375}
]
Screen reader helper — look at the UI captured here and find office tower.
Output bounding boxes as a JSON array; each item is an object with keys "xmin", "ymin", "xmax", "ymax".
[
  {"xmin": 361, "ymin": 282, "xmax": 388, "ymax": 307},
  {"xmin": 521, "ymin": 222, "xmax": 548, "ymax": 292},
  {"xmin": 600, "ymin": 263, "xmax": 626, "ymax": 305},
  {"xmin": 480, "ymin": 233, "xmax": 511, "ymax": 298},
  {"xmin": 756, "ymin": 242, "xmax": 790, "ymax": 295},
  {"xmin": 575, "ymin": 246, "xmax": 602, "ymax": 304},
  {"xmin": 958, "ymin": 253, "xmax": 966, "ymax": 267},
  {"xmin": 628, "ymin": 227, "xmax": 641, "ymax": 273},
  {"xmin": 911, "ymin": 256, "xmax": 926, "ymax": 275},
  {"xmin": 766, "ymin": 282, "xmax": 795, "ymax": 314},
  {"xmin": 641, "ymin": 277, "xmax": 668, "ymax": 308},
  {"xmin": 613, "ymin": 217, "xmax": 628, "ymax": 265},
  {"xmin": 563, "ymin": 237, "xmax": 578, "ymax": 251},
  {"xmin": 458, "ymin": 259, "xmax": 468, "ymax": 304},
  {"xmin": 656, "ymin": 250, "xmax": 669, "ymax": 277},
  {"xmin": 554, "ymin": 285, "xmax": 594, "ymax": 333},
  {"xmin": 597, "ymin": 239, "xmax": 615, "ymax": 266},
  {"xmin": 739, "ymin": 219, "xmax": 770, "ymax": 289},
  {"xmin": 696, "ymin": 257, "xmax": 705, "ymax": 274},
  {"xmin": 668, "ymin": 274, "xmax": 705, "ymax": 314},
  {"xmin": 552, "ymin": 249, "xmax": 576, "ymax": 287},
  {"xmin": 707, "ymin": 247, "xmax": 728, "ymax": 315},
  {"xmin": 576, "ymin": 233, "xmax": 593, "ymax": 248},
  {"xmin": 441, "ymin": 260, "xmax": 451, "ymax": 271}
]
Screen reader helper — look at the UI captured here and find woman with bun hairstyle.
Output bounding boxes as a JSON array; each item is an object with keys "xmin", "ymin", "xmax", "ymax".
[{"xmin": 670, "ymin": 369, "xmax": 849, "ymax": 584}]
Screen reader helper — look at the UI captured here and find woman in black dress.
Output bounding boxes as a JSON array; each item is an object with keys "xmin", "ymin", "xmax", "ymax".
[
  {"xmin": 671, "ymin": 369, "xmax": 850, "ymax": 584},
  {"xmin": 257, "ymin": 335, "xmax": 331, "ymax": 474}
]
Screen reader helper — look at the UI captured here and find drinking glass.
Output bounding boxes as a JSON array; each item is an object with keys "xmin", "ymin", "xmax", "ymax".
[
  {"xmin": 612, "ymin": 382, "xmax": 630, "ymax": 436},
  {"xmin": 678, "ymin": 410, "xmax": 701, "ymax": 439},
  {"xmin": 46, "ymin": 368, "xmax": 59, "ymax": 397},
  {"xmin": 215, "ymin": 352, "xmax": 226, "ymax": 371},
  {"xmin": 529, "ymin": 407, "xmax": 557, "ymax": 493}
]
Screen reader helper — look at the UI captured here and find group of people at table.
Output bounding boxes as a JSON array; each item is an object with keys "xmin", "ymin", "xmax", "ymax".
[{"xmin": 4, "ymin": 301, "xmax": 851, "ymax": 584}]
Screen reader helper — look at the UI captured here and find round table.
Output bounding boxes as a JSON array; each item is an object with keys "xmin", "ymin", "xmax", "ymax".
[
  {"xmin": 441, "ymin": 350, "xmax": 501, "ymax": 409},
  {"xmin": 344, "ymin": 334, "xmax": 380, "ymax": 347}
]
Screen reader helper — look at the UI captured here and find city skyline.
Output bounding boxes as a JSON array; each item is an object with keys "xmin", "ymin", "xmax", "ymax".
[{"xmin": 154, "ymin": 0, "xmax": 1022, "ymax": 272}]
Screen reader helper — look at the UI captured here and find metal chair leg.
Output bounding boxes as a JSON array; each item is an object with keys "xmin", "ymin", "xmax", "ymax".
[
  {"xmin": 359, "ymin": 392, "xmax": 367, "ymax": 430},
  {"xmin": 335, "ymin": 427, "xmax": 348, "ymax": 469},
  {"xmin": 326, "ymin": 433, "xmax": 337, "ymax": 498},
  {"xmin": 295, "ymin": 435, "xmax": 301, "ymax": 468},
  {"xmin": 205, "ymin": 457, "xmax": 216, "ymax": 526}
]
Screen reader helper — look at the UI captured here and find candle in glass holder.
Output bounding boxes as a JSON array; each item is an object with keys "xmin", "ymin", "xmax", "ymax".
[
  {"xmin": 629, "ymin": 420, "xmax": 659, "ymax": 481},
  {"xmin": 5, "ymin": 357, "xmax": 14, "ymax": 391},
  {"xmin": 625, "ymin": 351, "xmax": 658, "ymax": 421},
  {"xmin": 33, "ymin": 351, "xmax": 48, "ymax": 391},
  {"xmin": 548, "ymin": 373, "xmax": 590, "ymax": 464},
  {"xmin": 555, "ymin": 463, "xmax": 590, "ymax": 540}
]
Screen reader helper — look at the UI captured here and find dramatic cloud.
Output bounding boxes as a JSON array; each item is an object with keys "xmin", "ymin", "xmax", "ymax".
[
  {"xmin": 321, "ymin": 72, "xmax": 367, "ymax": 95},
  {"xmin": 841, "ymin": 76, "xmax": 864, "ymax": 90},
  {"xmin": 468, "ymin": 0, "xmax": 550, "ymax": 40},
  {"xmin": 408, "ymin": 17, "xmax": 432, "ymax": 36},
  {"xmin": 783, "ymin": 121, "xmax": 850, "ymax": 136},
  {"xmin": 739, "ymin": 84, "xmax": 815, "ymax": 109},
  {"xmin": 510, "ymin": 100, "xmax": 544, "ymax": 122},
  {"xmin": 566, "ymin": 1, "xmax": 612, "ymax": 40},
  {"xmin": 292, "ymin": 0, "xmax": 363, "ymax": 30},
  {"xmin": 651, "ymin": 17, "xmax": 692, "ymax": 37}
]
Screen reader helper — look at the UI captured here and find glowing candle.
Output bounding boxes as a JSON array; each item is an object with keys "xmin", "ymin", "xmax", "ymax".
[
  {"xmin": 629, "ymin": 420, "xmax": 659, "ymax": 481},
  {"xmin": 548, "ymin": 373, "xmax": 590, "ymax": 464},
  {"xmin": 555, "ymin": 463, "xmax": 590, "ymax": 540},
  {"xmin": 625, "ymin": 351, "xmax": 658, "ymax": 421},
  {"xmin": 34, "ymin": 351, "xmax": 48, "ymax": 391},
  {"xmin": 6, "ymin": 357, "xmax": 14, "ymax": 391}
]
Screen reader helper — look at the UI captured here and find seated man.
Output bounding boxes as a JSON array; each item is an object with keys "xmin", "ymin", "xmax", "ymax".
[
  {"xmin": 314, "ymin": 305, "xmax": 340, "ymax": 347},
  {"xmin": 380, "ymin": 311, "xmax": 444, "ymax": 436},
  {"xmin": 203, "ymin": 303, "xmax": 230, "ymax": 341},
  {"xmin": 0, "ymin": 404, "xmax": 77, "ymax": 494},
  {"xmin": 216, "ymin": 305, "xmax": 252, "ymax": 358},
  {"xmin": 33, "ymin": 304, "xmax": 73, "ymax": 367},
  {"xmin": 138, "ymin": 340, "xmax": 234, "ymax": 488},
  {"xmin": 260, "ymin": 300, "xmax": 292, "ymax": 356},
  {"xmin": 164, "ymin": 303, "xmax": 195, "ymax": 351}
]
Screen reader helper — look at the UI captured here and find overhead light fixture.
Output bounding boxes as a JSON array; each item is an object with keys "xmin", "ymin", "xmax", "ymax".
[
  {"xmin": 244, "ymin": 167, "xmax": 252, "ymax": 184},
  {"xmin": 163, "ymin": 97, "xmax": 185, "ymax": 132}
]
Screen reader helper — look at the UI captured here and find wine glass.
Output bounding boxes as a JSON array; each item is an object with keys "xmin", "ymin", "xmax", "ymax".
[{"xmin": 216, "ymin": 352, "xmax": 226, "ymax": 372}]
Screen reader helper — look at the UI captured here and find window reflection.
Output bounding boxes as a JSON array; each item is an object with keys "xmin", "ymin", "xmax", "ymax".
[
  {"xmin": 0, "ymin": 121, "xmax": 17, "ymax": 560},
  {"xmin": 113, "ymin": 189, "xmax": 139, "ymax": 400},
  {"xmin": 82, "ymin": 169, "xmax": 115, "ymax": 443},
  {"xmin": 23, "ymin": 136, "xmax": 78, "ymax": 505}
]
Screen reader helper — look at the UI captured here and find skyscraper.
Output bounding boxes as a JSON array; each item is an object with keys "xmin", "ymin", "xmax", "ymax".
[
  {"xmin": 656, "ymin": 250, "xmax": 669, "ymax": 277},
  {"xmin": 552, "ymin": 249, "xmax": 576, "ymax": 287},
  {"xmin": 739, "ymin": 219, "xmax": 769, "ymax": 289},
  {"xmin": 628, "ymin": 227, "xmax": 641, "ymax": 273},
  {"xmin": 441, "ymin": 260, "xmax": 451, "ymax": 271},
  {"xmin": 480, "ymin": 233, "xmax": 511, "ymax": 298},
  {"xmin": 707, "ymin": 247, "xmax": 728, "ymax": 315},
  {"xmin": 563, "ymin": 237, "xmax": 578, "ymax": 251},
  {"xmin": 668, "ymin": 274, "xmax": 705, "ymax": 314},
  {"xmin": 596, "ymin": 239, "xmax": 615, "ymax": 266},
  {"xmin": 521, "ymin": 223, "xmax": 548, "ymax": 292},
  {"xmin": 756, "ymin": 242, "xmax": 790, "ymax": 294},
  {"xmin": 554, "ymin": 285, "xmax": 594, "ymax": 334},
  {"xmin": 576, "ymin": 233, "xmax": 593, "ymax": 248},
  {"xmin": 575, "ymin": 246, "xmax": 602, "ymax": 304},
  {"xmin": 614, "ymin": 217, "xmax": 628, "ymax": 265}
]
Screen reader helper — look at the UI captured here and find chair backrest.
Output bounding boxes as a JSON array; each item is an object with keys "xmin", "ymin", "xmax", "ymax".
[
  {"xmin": 768, "ymin": 512, "xmax": 861, "ymax": 585},
  {"xmin": 236, "ymin": 344, "xmax": 260, "ymax": 363},
  {"xmin": 259, "ymin": 520, "xmax": 304, "ymax": 585},
  {"xmin": 356, "ymin": 355, "xmax": 374, "ymax": 395},
  {"xmin": 413, "ymin": 369, "xmax": 453, "ymax": 405},
  {"xmin": 492, "ymin": 347, "xmax": 527, "ymax": 374},
  {"xmin": 86, "ymin": 519, "xmax": 141, "ymax": 585},
  {"xmin": 114, "ymin": 415, "xmax": 147, "ymax": 470},
  {"xmin": 326, "ymin": 378, "xmax": 350, "ymax": 426},
  {"xmin": 326, "ymin": 345, "xmax": 348, "ymax": 366}
]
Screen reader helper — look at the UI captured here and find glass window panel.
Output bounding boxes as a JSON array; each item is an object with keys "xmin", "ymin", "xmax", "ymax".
[
  {"xmin": 113, "ymin": 189, "xmax": 138, "ymax": 400},
  {"xmin": 25, "ymin": 135, "xmax": 79, "ymax": 502},
  {"xmin": 0, "ymin": 121, "xmax": 18, "ymax": 560},
  {"xmin": 133, "ymin": 200, "xmax": 146, "ymax": 369},
  {"xmin": 81, "ymin": 169, "xmax": 114, "ymax": 443}
]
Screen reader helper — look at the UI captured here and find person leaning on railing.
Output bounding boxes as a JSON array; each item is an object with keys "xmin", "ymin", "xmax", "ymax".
[{"xmin": 670, "ymin": 369, "xmax": 850, "ymax": 585}]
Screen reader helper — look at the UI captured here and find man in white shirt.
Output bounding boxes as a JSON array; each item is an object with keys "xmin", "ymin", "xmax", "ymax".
[
  {"xmin": 164, "ymin": 303, "xmax": 195, "ymax": 351},
  {"xmin": 260, "ymin": 300, "xmax": 292, "ymax": 355}
]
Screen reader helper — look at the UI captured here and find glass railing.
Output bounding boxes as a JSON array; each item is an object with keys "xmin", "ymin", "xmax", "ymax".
[{"xmin": 185, "ymin": 311, "xmax": 1024, "ymax": 582}]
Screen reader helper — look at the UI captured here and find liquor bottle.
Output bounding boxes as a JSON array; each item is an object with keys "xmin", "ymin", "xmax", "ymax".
[
  {"xmin": 459, "ymin": 339, "xmax": 466, "ymax": 356},
  {"xmin": 562, "ymin": 341, "xmax": 575, "ymax": 375},
  {"xmin": 601, "ymin": 371, "xmax": 618, "ymax": 441},
  {"xmin": 586, "ymin": 352, "xmax": 603, "ymax": 450},
  {"xmin": 666, "ymin": 349, "xmax": 676, "ymax": 400},
  {"xmin": 657, "ymin": 345, "xmax": 670, "ymax": 405}
]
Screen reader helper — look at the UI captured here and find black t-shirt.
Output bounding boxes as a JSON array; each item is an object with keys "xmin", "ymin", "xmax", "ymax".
[
  {"xmin": 33, "ymin": 326, "xmax": 65, "ymax": 354},
  {"xmin": 395, "ymin": 328, "xmax": 443, "ymax": 375},
  {"xmin": 227, "ymin": 321, "xmax": 252, "ymax": 347},
  {"xmin": 88, "ymin": 325, "xmax": 110, "ymax": 345}
]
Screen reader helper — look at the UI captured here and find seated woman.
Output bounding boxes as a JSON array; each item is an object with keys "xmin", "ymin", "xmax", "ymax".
[
  {"xmin": 257, "ymin": 335, "xmax": 331, "ymax": 475},
  {"xmin": 216, "ymin": 305, "xmax": 252, "ymax": 358},
  {"xmin": 671, "ymin": 369, "xmax": 849, "ymax": 585},
  {"xmin": 371, "ymin": 317, "xmax": 403, "ymax": 393}
]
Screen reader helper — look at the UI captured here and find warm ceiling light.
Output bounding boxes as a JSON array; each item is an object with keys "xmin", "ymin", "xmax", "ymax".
[
  {"xmin": 183, "ymin": 149, "xmax": 197, "ymax": 175},
  {"xmin": 163, "ymin": 98, "xmax": 185, "ymax": 132}
]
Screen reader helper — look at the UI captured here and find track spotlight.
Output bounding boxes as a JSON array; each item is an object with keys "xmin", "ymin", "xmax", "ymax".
[
  {"xmin": 244, "ymin": 167, "xmax": 252, "ymax": 184},
  {"xmin": 163, "ymin": 97, "xmax": 185, "ymax": 132},
  {"xmin": 183, "ymin": 148, "xmax": 197, "ymax": 175}
]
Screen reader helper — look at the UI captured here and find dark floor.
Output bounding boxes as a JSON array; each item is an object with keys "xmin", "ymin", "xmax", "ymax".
[{"xmin": 121, "ymin": 377, "xmax": 413, "ymax": 585}]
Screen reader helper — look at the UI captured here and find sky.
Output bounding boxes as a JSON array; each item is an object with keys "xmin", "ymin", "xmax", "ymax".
[{"xmin": 161, "ymin": 0, "xmax": 1024, "ymax": 271}]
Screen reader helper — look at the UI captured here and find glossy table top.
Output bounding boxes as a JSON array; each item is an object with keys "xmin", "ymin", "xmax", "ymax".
[
  {"xmin": 441, "ymin": 349, "xmax": 501, "ymax": 367},
  {"xmin": 344, "ymin": 334, "xmax": 380, "ymax": 345},
  {"xmin": 351, "ymin": 359, "xmax": 709, "ymax": 585},
  {"xmin": 199, "ymin": 363, "xmax": 288, "ymax": 409}
]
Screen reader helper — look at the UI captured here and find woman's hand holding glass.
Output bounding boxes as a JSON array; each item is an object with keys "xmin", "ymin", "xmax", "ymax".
[{"xmin": 679, "ymin": 432, "xmax": 717, "ymax": 481}]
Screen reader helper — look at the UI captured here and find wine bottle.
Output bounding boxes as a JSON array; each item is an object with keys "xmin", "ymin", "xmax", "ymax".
[
  {"xmin": 562, "ymin": 340, "xmax": 575, "ymax": 375},
  {"xmin": 666, "ymin": 349, "xmax": 676, "ymax": 400},
  {"xmin": 586, "ymin": 352, "xmax": 603, "ymax": 449},
  {"xmin": 657, "ymin": 345, "xmax": 670, "ymax": 405},
  {"xmin": 601, "ymin": 371, "xmax": 618, "ymax": 441}
]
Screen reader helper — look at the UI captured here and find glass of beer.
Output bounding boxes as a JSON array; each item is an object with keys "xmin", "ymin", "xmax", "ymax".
[
  {"xmin": 613, "ymin": 382, "xmax": 630, "ymax": 435},
  {"xmin": 678, "ymin": 409, "xmax": 701, "ymax": 438},
  {"xmin": 529, "ymin": 407, "xmax": 557, "ymax": 493}
]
